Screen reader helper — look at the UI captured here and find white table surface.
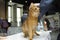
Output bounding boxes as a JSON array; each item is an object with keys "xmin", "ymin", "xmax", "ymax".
[{"xmin": 6, "ymin": 31, "xmax": 51, "ymax": 40}]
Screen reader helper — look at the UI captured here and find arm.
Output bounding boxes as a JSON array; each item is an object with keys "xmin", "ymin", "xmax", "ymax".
[{"xmin": 38, "ymin": 0, "xmax": 54, "ymax": 19}]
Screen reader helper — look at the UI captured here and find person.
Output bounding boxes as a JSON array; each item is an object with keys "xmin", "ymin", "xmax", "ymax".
[
  {"xmin": 38, "ymin": 0, "xmax": 54, "ymax": 31},
  {"xmin": 1, "ymin": 19, "xmax": 8, "ymax": 33},
  {"xmin": 21, "ymin": 13, "xmax": 28, "ymax": 25},
  {"xmin": 44, "ymin": 18, "xmax": 50, "ymax": 30},
  {"xmin": 0, "ymin": 19, "xmax": 11, "ymax": 33},
  {"xmin": 38, "ymin": 0, "xmax": 54, "ymax": 20},
  {"xmin": 0, "ymin": 18, "xmax": 3, "ymax": 33}
]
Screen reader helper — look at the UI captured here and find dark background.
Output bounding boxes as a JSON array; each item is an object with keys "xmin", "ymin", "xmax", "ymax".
[{"xmin": 5, "ymin": 0, "xmax": 60, "ymax": 15}]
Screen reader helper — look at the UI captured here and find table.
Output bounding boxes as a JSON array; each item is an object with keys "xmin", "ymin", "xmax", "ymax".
[
  {"xmin": 6, "ymin": 31, "xmax": 51, "ymax": 40},
  {"xmin": 0, "ymin": 36, "xmax": 6, "ymax": 40}
]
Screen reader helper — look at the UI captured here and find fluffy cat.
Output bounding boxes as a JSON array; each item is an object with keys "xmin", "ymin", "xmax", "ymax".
[{"xmin": 22, "ymin": 3, "xmax": 40, "ymax": 40}]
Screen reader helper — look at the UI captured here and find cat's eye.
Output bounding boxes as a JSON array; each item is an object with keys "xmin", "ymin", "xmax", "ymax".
[{"xmin": 35, "ymin": 8, "xmax": 37, "ymax": 10}]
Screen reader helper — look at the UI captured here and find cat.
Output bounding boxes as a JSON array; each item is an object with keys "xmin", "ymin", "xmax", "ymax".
[{"xmin": 22, "ymin": 3, "xmax": 40, "ymax": 40}]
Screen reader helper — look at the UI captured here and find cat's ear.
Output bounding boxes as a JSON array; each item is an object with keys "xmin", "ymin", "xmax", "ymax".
[
  {"xmin": 30, "ymin": 3, "xmax": 34, "ymax": 6},
  {"xmin": 29, "ymin": 3, "xmax": 34, "ymax": 10}
]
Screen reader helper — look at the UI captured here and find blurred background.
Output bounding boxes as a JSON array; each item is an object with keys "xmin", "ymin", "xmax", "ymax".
[{"xmin": 0, "ymin": 0, "xmax": 60, "ymax": 40}]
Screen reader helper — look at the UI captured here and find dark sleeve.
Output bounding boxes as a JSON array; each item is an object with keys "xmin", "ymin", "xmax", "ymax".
[{"xmin": 38, "ymin": 0, "xmax": 54, "ymax": 19}]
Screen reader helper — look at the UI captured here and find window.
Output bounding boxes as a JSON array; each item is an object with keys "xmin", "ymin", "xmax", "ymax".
[
  {"xmin": 8, "ymin": 6, "xmax": 12, "ymax": 22},
  {"xmin": 17, "ymin": 8, "xmax": 21, "ymax": 26}
]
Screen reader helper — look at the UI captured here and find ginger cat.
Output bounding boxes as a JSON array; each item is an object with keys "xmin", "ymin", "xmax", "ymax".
[{"xmin": 22, "ymin": 3, "xmax": 40, "ymax": 40}]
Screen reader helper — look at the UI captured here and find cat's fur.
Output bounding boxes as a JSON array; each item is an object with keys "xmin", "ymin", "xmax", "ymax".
[{"xmin": 22, "ymin": 3, "xmax": 40, "ymax": 40}]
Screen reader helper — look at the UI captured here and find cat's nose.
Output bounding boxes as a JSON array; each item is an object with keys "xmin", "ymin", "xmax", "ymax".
[
  {"xmin": 39, "ymin": 8, "xmax": 40, "ymax": 10},
  {"xmin": 38, "ymin": 8, "xmax": 40, "ymax": 10}
]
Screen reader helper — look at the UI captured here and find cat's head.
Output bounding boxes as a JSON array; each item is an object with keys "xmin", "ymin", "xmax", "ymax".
[{"xmin": 29, "ymin": 3, "xmax": 40, "ymax": 17}]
